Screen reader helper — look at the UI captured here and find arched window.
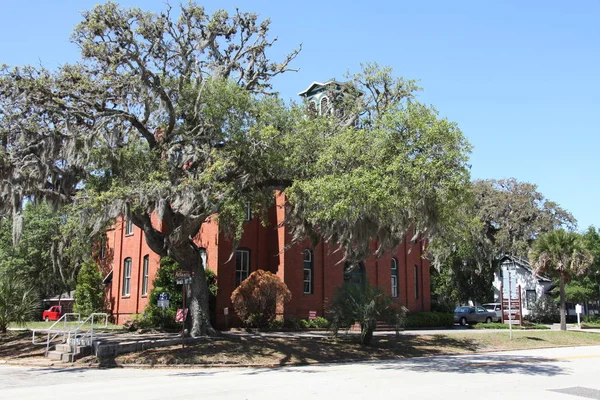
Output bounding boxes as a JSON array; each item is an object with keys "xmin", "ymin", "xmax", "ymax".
[
  {"xmin": 125, "ymin": 219, "xmax": 134, "ymax": 235},
  {"xmin": 303, "ymin": 249, "xmax": 313, "ymax": 294},
  {"xmin": 122, "ymin": 258, "xmax": 132, "ymax": 296},
  {"xmin": 320, "ymin": 96, "xmax": 331, "ymax": 115},
  {"xmin": 308, "ymin": 101, "xmax": 317, "ymax": 118},
  {"xmin": 235, "ymin": 249, "xmax": 250, "ymax": 287},
  {"xmin": 391, "ymin": 258, "xmax": 399, "ymax": 298},
  {"xmin": 344, "ymin": 261, "xmax": 365, "ymax": 288}
]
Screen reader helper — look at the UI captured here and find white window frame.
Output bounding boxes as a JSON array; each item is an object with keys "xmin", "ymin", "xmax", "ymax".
[
  {"xmin": 391, "ymin": 258, "xmax": 398, "ymax": 298},
  {"xmin": 125, "ymin": 219, "xmax": 134, "ymax": 236},
  {"xmin": 235, "ymin": 249, "xmax": 250, "ymax": 286},
  {"xmin": 244, "ymin": 202, "xmax": 252, "ymax": 221},
  {"xmin": 320, "ymin": 95, "xmax": 330, "ymax": 115},
  {"xmin": 122, "ymin": 258, "xmax": 132, "ymax": 297},
  {"xmin": 141, "ymin": 255, "xmax": 149, "ymax": 296},
  {"xmin": 303, "ymin": 249, "xmax": 313, "ymax": 294},
  {"xmin": 414, "ymin": 264, "xmax": 419, "ymax": 299}
]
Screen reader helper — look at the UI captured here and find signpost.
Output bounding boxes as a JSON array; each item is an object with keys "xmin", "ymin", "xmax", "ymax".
[
  {"xmin": 174, "ymin": 270, "xmax": 195, "ymax": 348},
  {"xmin": 501, "ymin": 261, "xmax": 522, "ymax": 340},
  {"xmin": 576, "ymin": 304, "xmax": 582, "ymax": 329}
]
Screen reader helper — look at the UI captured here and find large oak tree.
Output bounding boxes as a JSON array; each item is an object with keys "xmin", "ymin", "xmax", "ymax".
[{"xmin": 0, "ymin": 2, "xmax": 471, "ymax": 336}]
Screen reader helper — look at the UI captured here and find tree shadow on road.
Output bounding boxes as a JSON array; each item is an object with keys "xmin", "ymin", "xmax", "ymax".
[{"xmin": 376, "ymin": 354, "xmax": 568, "ymax": 376}]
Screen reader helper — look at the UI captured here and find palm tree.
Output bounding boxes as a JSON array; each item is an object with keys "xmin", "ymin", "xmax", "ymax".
[
  {"xmin": 0, "ymin": 275, "xmax": 39, "ymax": 333},
  {"xmin": 530, "ymin": 230, "xmax": 593, "ymax": 331}
]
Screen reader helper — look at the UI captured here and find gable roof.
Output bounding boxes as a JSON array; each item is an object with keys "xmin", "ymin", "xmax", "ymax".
[
  {"xmin": 297, "ymin": 80, "xmax": 346, "ymax": 97},
  {"xmin": 499, "ymin": 255, "xmax": 552, "ymax": 283}
]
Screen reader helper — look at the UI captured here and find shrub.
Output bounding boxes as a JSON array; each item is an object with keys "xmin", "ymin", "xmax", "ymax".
[
  {"xmin": 74, "ymin": 259, "xmax": 104, "ymax": 316},
  {"xmin": 472, "ymin": 322, "xmax": 550, "ymax": 330},
  {"xmin": 327, "ymin": 281, "xmax": 406, "ymax": 345},
  {"xmin": 403, "ymin": 312, "xmax": 454, "ymax": 329},
  {"xmin": 529, "ymin": 295, "xmax": 559, "ymax": 324},
  {"xmin": 231, "ymin": 270, "xmax": 291, "ymax": 329},
  {"xmin": 310, "ymin": 316, "xmax": 330, "ymax": 329},
  {"xmin": 141, "ymin": 257, "xmax": 218, "ymax": 331}
]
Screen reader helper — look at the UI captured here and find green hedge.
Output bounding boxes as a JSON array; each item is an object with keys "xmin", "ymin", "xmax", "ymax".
[
  {"xmin": 404, "ymin": 312, "xmax": 454, "ymax": 329},
  {"xmin": 472, "ymin": 322, "xmax": 550, "ymax": 330}
]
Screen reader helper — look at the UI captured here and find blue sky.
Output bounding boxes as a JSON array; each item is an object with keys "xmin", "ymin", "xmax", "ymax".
[{"xmin": 1, "ymin": 1, "xmax": 598, "ymax": 230}]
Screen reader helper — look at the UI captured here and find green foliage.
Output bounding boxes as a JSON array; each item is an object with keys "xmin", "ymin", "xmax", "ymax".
[
  {"xmin": 0, "ymin": 2, "xmax": 472, "ymax": 336},
  {"xmin": 404, "ymin": 312, "xmax": 454, "ymax": 329},
  {"xmin": 327, "ymin": 281, "xmax": 406, "ymax": 345},
  {"xmin": 138, "ymin": 257, "xmax": 219, "ymax": 331},
  {"xmin": 529, "ymin": 295, "xmax": 560, "ymax": 324},
  {"xmin": 430, "ymin": 179, "xmax": 575, "ymax": 306},
  {"xmin": 471, "ymin": 322, "xmax": 550, "ymax": 330},
  {"xmin": 73, "ymin": 259, "xmax": 104, "ymax": 316},
  {"xmin": 0, "ymin": 272, "xmax": 39, "ymax": 333},
  {"xmin": 310, "ymin": 317, "xmax": 330, "ymax": 329},
  {"xmin": 530, "ymin": 229, "xmax": 593, "ymax": 330},
  {"xmin": 231, "ymin": 270, "xmax": 291, "ymax": 329}
]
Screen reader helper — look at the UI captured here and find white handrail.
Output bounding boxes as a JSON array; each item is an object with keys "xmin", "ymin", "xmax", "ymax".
[
  {"xmin": 32, "ymin": 313, "xmax": 81, "ymax": 356},
  {"xmin": 31, "ymin": 312, "xmax": 109, "ymax": 357}
]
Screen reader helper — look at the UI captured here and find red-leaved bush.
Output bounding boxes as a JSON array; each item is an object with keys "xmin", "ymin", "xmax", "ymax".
[{"xmin": 230, "ymin": 270, "xmax": 291, "ymax": 328}]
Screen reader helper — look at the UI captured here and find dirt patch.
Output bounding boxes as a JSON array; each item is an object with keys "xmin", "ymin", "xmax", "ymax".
[{"xmin": 0, "ymin": 331, "xmax": 47, "ymax": 360}]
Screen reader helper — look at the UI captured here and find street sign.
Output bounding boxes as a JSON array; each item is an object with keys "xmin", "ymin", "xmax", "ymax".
[
  {"xmin": 175, "ymin": 271, "xmax": 194, "ymax": 285},
  {"xmin": 158, "ymin": 293, "xmax": 170, "ymax": 301},
  {"xmin": 176, "ymin": 308, "xmax": 188, "ymax": 322}
]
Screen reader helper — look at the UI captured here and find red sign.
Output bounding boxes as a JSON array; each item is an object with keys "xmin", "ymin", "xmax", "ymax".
[
  {"xmin": 308, "ymin": 311, "xmax": 317, "ymax": 320},
  {"xmin": 176, "ymin": 308, "xmax": 188, "ymax": 322}
]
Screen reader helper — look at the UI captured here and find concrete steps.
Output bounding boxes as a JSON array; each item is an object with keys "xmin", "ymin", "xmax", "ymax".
[{"xmin": 47, "ymin": 342, "xmax": 91, "ymax": 363}]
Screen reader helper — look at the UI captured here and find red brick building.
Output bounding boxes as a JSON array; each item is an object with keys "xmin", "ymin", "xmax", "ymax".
[
  {"xmin": 101, "ymin": 81, "xmax": 431, "ymax": 328},
  {"xmin": 102, "ymin": 192, "xmax": 430, "ymax": 328}
]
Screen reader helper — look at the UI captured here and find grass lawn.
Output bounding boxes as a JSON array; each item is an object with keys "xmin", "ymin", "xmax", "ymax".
[
  {"xmin": 3, "ymin": 329, "xmax": 600, "ymax": 367},
  {"xmin": 8, "ymin": 320, "xmax": 124, "ymax": 331}
]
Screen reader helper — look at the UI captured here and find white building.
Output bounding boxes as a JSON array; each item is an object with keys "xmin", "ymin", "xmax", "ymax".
[{"xmin": 492, "ymin": 256, "xmax": 554, "ymax": 317}]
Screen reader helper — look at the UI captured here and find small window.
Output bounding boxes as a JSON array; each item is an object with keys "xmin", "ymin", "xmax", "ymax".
[
  {"xmin": 320, "ymin": 96, "xmax": 331, "ymax": 115},
  {"xmin": 122, "ymin": 258, "xmax": 132, "ymax": 297},
  {"xmin": 125, "ymin": 219, "xmax": 134, "ymax": 236},
  {"xmin": 391, "ymin": 258, "xmax": 398, "ymax": 298},
  {"xmin": 308, "ymin": 101, "xmax": 317, "ymax": 118},
  {"xmin": 303, "ymin": 249, "xmax": 313, "ymax": 294},
  {"xmin": 235, "ymin": 249, "xmax": 250, "ymax": 287},
  {"xmin": 526, "ymin": 290, "xmax": 537, "ymax": 309},
  {"xmin": 100, "ymin": 236, "xmax": 106, "ymax": 260},
  {"xmin": 414, "ymin": 264, "xmax": 419, "ymax": 299},
  {"xmin": 141, "ymin": 255, "xmax": 149, "ymax": 296},
  {"xmin": 244, "ymin": 202, "xmax": 252, "ymax": 222}
]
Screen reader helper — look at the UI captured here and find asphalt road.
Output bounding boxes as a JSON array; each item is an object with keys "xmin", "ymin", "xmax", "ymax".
[{"xmin": 1, "ymin": 345, "xmax": 600, "ymax": 400}]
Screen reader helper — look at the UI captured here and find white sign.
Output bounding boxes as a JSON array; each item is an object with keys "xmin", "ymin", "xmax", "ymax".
[
  {"xmin": 502, "ymin": 266, "xmax": 517, "ymax": 298},
  {"xmin": 576, "ymin": 304, "xmax": 582, "ymax": 314}
]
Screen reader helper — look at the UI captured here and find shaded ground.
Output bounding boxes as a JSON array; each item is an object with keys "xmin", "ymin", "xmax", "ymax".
[
  {"xmin": 3, "ymin": 330, "xmax": 600, "ymax": 368},
  {"xmin": 104, "ymin": 330, "xmax": 600, "ymax": 367}
]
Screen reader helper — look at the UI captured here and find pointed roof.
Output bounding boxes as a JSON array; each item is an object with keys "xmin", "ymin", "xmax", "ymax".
[
  {"xmin": 500, "ymin": 255, "xmax": 551, "ymax": 283},
  {"xmin": 297, "ymin": 80, "xmax": 346, "ymax": 97}
]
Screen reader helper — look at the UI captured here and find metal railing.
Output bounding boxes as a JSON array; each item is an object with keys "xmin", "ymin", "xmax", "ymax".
[
  {"xmin": 32, "ymin": 313, "xmax": 81, "ymax": 355},
  {"xmin": 68, "ymin": 313, "xmax": 108, "ymax": 351},
  {"xmin": 31, "ymin": 312, "xmax": 108, "ymax": 356}
]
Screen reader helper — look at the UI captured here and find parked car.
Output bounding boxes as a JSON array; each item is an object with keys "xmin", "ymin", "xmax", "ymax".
[
  {"xmin": 482, "ymin": 303, "xmax": 502, "ymax": 322},
  {"xmin": 453, "ymin": 306, "xmax": 496, "ymax": 326},
  {"xmin": 42, "ymin": 305, "xmax": 62, "ymax": 322}
]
